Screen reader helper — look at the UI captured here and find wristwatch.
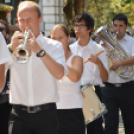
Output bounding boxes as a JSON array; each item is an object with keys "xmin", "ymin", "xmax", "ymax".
[{"xmin": 36, "ymin": 49, "xmax": 46, "ymax": 57}]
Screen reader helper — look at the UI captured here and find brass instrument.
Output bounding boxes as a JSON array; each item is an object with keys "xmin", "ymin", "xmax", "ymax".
[
  {"xmin": 0, "ymin": 4, "xmax": 14, "ymax": 11},
  {"xmin": 12, "ymin": 28, "xmax": 35, "ymax": 64},
  {"xmin": 0, "ymin": 4, "xmax": 14, "ymax": 21},
  {"xmin": 92, "ymin": 23, "xmax": 134, "ymax": 79}
]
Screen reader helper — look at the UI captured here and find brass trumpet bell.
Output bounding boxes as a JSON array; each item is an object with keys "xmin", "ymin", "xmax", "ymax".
[
  {"xmin": 12, "ymin": 28, "xmax": 34, "ymax": 64},
  {"xmin": 13, "ymin": 45, "xmax": 31, "ymax": 64}
]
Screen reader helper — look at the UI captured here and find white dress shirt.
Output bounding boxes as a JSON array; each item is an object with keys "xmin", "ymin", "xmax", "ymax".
[
  {"xmin": 8, "ymin": 33, "xmax": 68, "ymax": 106},
  {"xmin": 0, "ymin": 32, "xmax": 13, "ymax": 92},
  {"xmin": 70, "ymin": 38, "xmax": 108, "ymax": 86},
  {"xmin": 0, "ymin": 32, "xmax": 13, "ymax": 65},
  {"xmin": 100, "ymin": 34, "xmax": 134, "ymax": 83}
]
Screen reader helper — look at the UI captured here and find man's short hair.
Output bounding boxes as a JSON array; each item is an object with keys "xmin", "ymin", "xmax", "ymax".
[
  {"xmin": 73, "ymin": 12, "xmax": 94, "ymax": 36},
  {"xmin": 113, "ymin": 13, "xmax": 128, "ymax": 26},
  {"xmin": 17, "ymin": 1, "xmax": 42, "ymax": 18}
]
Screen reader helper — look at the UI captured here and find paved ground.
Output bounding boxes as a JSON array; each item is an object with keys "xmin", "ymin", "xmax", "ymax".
[
  {"xmin": 85, "ymin": 110, "xmax": 125, "ymax": 134},
  {"xmin": 103, "ymin": 110, "xmax": 125, "ymax": 134},
  {"xmin": 119, "ymin": 111, "xmax": 125, "ymax": 134}
]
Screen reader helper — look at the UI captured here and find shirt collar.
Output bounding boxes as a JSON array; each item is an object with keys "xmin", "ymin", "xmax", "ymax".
[
  {"xmin": 123, "ymin": 33, "xmax": 129, "ymax": 41},
  {"xmin": 118, "ymin": 33, "xmax": 128, "ymax": 42},
  {"xmin": 87, "ymin": 38, "xmax": 95, "ymax": 50},
  {"xmin": 36, "ymin": 33, "xmax": 44, "ymax": 45},
  {"xmin": 76, "ymin": 38, "xmax": 95, "ymax": 50}
]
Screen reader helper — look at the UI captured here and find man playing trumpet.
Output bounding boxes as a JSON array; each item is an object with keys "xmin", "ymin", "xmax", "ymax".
[{"xmin": 0, "ymin": 1, "xmax": 68, "ymax": 134}]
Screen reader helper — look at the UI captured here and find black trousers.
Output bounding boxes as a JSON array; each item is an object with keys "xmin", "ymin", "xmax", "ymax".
[
  {"xmin": 87, "ymin": 85, "xmax": 104, "ymax": 134},
  {"xmin": 57, "ymin": 108, "xmax": 85, "ymax": 134},
  {"xmin": 8, "ymin": 106, "xmax": 59, "ymax": 134},
  {"xmin": 0, "ymin": 102, "xmax": 12, "ymax": 134},
  {"xmin": 101, "ymin": 82, "xmax": 134, "ymax": 134}
]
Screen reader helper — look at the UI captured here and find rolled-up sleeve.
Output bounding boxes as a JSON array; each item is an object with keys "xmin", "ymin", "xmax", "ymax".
[{"xmin": 36, "ymin": 35, "xmax": 69, "ymax": 76}]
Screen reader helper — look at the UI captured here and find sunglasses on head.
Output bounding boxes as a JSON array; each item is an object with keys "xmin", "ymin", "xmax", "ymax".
[{"xmin": 0, "ymin": 27, "xmax": 5, "ymax": 32}]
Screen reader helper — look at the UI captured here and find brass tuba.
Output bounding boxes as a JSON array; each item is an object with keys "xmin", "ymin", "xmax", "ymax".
[
  {"xmin": 13, "ymin": 27, "xmax": 35, "ymax": 64},
  {"xmin": 92, "ymin": 23, "xmax": 134, "ymax": 79}
]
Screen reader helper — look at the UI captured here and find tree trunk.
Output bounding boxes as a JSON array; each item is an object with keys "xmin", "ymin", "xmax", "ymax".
[
  {"xmin": 74, "ymin": 0, "xmax": 84, "ymax": 15},
  {"xmin": 63, "ymin": 0, "xmax": 89, "ymax": 37}
]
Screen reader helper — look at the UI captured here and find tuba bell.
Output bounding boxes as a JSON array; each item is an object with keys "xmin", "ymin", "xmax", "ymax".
[
  {"xmin": 92, "ymin": 23, "xmax": 134, "ymax": 79},
  {"xmin": 12, "ymin": 27, "xmax": 35, "ymax": 64}
]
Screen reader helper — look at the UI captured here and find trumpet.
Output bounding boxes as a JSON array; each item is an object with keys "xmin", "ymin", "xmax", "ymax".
[{"xmin": 12, "ymin": 28, "xmax": 35, "ymax": 64}]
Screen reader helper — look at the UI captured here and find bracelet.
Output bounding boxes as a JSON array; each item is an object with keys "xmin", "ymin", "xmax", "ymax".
[{"xmin": 8, "ymin": 45, "xmax": 13, "ymax": 53}]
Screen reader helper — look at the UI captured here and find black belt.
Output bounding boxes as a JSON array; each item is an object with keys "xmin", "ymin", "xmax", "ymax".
[
  {"xmin": 13, "ymin": 103, "xmax": 56, "ymax": 113},
  {"xmin": 104, "ymin": 81, "xmax": 134, "ymax": 87}
]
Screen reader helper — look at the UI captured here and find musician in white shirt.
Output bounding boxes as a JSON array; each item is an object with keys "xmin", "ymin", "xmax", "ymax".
[
  {"xmin": 100, "ymin": 13, "xmax": 134, "ymax": 134},
  {"xmin": 0, "ymin": 1, "xmax": 68, "ymax": 134},
  {"xmin": 50, "ymin": 24, "xmax": 85, "ymax": 134},
  {"xmin": 70, "ymin": 12, "xmax": 108, "ymax": 134}
]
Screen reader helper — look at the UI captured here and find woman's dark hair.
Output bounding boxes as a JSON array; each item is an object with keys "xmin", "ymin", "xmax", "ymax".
[
  {"xmin": 113, "ymin": 13, "xmax": 128, "ymax": 26},
  {"xmin": 73, "ymin": 12, "xmax": 94, "ymax": 36},
  {"xmin": 0, "ymin": 19, "xmax": 10, "ymax": 34}
]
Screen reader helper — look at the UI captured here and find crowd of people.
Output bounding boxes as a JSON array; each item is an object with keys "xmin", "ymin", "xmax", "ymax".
[{"xmin": 0, "ymin": 1, "xmax": 134, "ymax": 134}]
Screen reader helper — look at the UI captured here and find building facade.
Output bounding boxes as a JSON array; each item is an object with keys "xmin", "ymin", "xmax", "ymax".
[{"xmin": 39, "ymin": 0, "xmax": 65, "ymax": 36}]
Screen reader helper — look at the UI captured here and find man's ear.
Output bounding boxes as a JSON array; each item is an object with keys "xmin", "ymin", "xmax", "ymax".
[
  {"xmin": 88, "ymin": 27, "xmax": 92, "ymax": 33},
  {"xmin": 39, "ymin": 16, "xmax": 42, "ymax": 24},
  {"xmin": 126, "ymin": 24, "xmax": 128, "ymax": 29}
]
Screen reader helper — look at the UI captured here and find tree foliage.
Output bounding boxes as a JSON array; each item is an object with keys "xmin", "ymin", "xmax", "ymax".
[{"xmin": 87, "ymin": 0, "xmax": 134, "ymax": 29}]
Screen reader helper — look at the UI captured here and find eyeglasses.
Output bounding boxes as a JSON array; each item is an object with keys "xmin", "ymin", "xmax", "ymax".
[{"xmin": 73, "ymin": 24, "xmax": 89, "ymax": 29}]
